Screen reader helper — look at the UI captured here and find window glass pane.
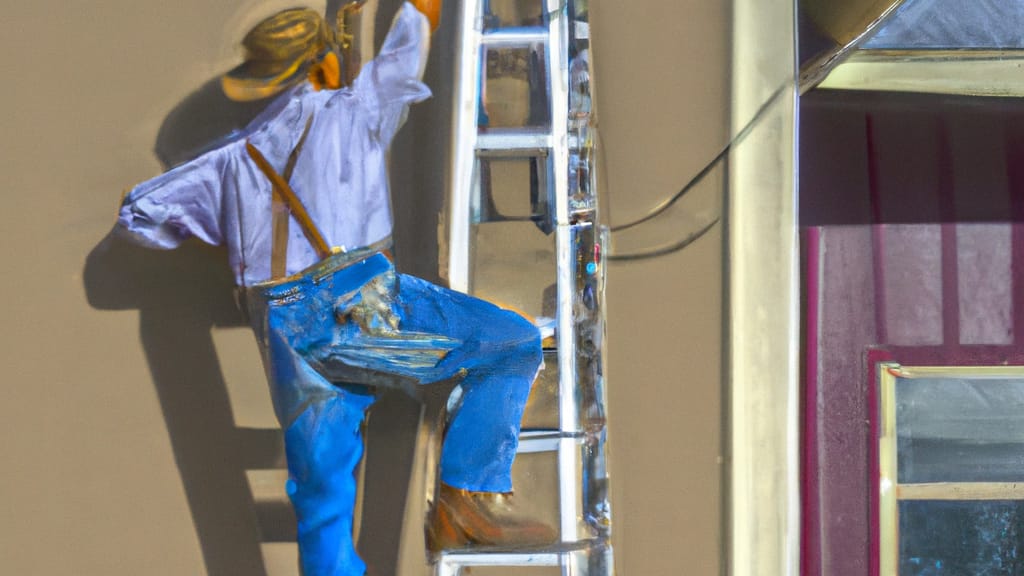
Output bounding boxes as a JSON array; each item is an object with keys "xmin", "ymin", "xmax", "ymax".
[
  {"xmin": 898, "ymin": 500, "xmax": 1024, "ymax": 575},
  {"xmin": 896, "ymin": 377, "xmax": 1024, "ymax": 483},
  {"xmin": 863, "ymin": 0, "xmax": 1024, "ymax": 50}
]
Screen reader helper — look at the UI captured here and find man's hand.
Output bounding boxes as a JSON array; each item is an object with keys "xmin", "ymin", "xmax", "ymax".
[{"xmin": 412, "ymin": 0, "xmax": 442, "ymax": 32}]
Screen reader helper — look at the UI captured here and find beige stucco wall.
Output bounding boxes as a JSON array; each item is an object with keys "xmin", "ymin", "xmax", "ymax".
[
  {"xmin": 0, "ymin": 0, "xmax": 728, "ymax": 574},
  {"xmin": 591, "ymin": 1, "xmax": 728, "ymax": 573}
]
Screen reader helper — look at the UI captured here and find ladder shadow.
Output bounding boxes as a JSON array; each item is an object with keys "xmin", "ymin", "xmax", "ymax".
[{"xmin": 83, "ymin": 232, "xmax": 273, "ymax": 576}]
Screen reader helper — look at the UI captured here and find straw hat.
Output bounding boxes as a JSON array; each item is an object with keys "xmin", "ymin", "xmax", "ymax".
[{"xmin": 221, "ymin": 8, "xmax": 333, "ymax": 101}]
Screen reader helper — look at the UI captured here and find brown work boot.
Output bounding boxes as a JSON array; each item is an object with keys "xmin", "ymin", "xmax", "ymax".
[{"xmin": 427, "ymin": 483, "xmax": 558, "ymax": 552}]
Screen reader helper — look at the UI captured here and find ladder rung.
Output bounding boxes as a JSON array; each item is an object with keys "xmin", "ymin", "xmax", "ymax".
[
  {"xmin": 476, "ymin": 130, "xmax": 552, "ymax": 152},
  {"xmin": 481, "ymin": 26, "xmax": 549, "ymax": 47},
  {"xmin": 438, "ymin": 551, "xmax": 560, "ymax": 567},
  {"xmin": 517, "ymin": 430, "xmax": 583, "ymax": 453},
  {"xmin": 435, "ymin": 540, "xmax": 600, "ymax": 567}
]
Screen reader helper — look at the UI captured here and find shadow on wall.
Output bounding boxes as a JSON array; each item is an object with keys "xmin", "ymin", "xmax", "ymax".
[
  {"xmin": 81, "ymin": 46, "xmax": 428, "ymax": 576},
  {"xmin": 84, "ymin": 233, "xmax": 277, "ymax": 576},
  {"xmin": 82, "ymin": 142, "xmax": 425, "ymax": 576}
]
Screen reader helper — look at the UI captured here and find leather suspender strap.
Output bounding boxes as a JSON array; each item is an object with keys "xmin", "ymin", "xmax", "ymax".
[
  {"xmin": 246, "ymin": 115, "xmax": 333, "ymax": 265},
  {"xmin": 269, "ymin": 114, "xmax": 316, "ymax": 278}
]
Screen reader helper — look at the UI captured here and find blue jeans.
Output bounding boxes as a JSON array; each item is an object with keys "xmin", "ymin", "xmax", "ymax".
[{"xmin": 246, "ymin": 251, "xmax": 542, "ymax": 576}]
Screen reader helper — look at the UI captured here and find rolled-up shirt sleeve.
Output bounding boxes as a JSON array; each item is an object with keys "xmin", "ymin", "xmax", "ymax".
[
  {"xmin": 117, "ymin": 147, "xmax": 229, "ymax": 249},
  {"xmin": 353, "ymin": 1, "xmax": 432, "ymax": 146}
]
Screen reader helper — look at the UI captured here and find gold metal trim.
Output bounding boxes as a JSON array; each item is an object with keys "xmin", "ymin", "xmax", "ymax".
[
  {"xmin": 819, "ymin": 50, "xmax": 1024, "ymax": 97},
  {"xmin": 897, "ymin": 482, "xmax": 1024, "ymax": 501},
  {"xmin": 891, "ymin": 365, "xmax": 1024, "ymax": 378},
  {"xmin": 878, "ymin": 363, "xmax": 899, "ymax": 576}
]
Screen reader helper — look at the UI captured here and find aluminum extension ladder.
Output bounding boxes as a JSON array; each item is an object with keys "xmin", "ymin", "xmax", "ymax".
[{"xmin": 441, "ymin": 0, "xmax": 612, "ymax": 574}]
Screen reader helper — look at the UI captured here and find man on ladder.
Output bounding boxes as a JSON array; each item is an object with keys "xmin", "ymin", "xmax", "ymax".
[{"xmin": 116, "ymin": 1, "xmax": 555, "ymax": 575}]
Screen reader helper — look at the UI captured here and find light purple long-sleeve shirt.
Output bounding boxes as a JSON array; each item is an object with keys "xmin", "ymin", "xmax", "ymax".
[{"xmin": 119, "ymin": 3, "xmax": 431, "ymax": 286}]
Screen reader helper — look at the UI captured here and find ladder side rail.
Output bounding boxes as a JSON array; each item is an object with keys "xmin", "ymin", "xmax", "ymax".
[
  {"xmin": 447, "ymin": 0, "xmax": 483, "ymax": 293},
  {"xmin": 545, "ymin": 0, "xmax": 580, "ymax": 549}
]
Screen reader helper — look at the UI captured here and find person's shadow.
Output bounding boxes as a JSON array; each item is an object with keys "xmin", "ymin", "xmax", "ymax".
[
  {"xmin": 85, "ymin": 234, "xmax": 283, "ymax": 575},
  {"xmin": 84, "ymin": 231, "xmax": 426, "ymax": 576},
  {"xmin": 82, "ymin": 2, "xmax": 443, "ymax": 572}
]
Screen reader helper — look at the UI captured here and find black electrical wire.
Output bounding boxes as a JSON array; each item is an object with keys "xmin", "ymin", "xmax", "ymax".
[
  {"xmin": 606, "ymin": 82, "xmax": 789, "ymax": 261},
  {"xmin": 608, "ymin": 215, "xmax": 721, "ymax": 261}
]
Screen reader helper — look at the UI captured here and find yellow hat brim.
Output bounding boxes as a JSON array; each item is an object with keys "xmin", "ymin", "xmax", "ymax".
[{"xmin": 221, "ymin": 55, "xmax": 308, "ymax": 102}]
